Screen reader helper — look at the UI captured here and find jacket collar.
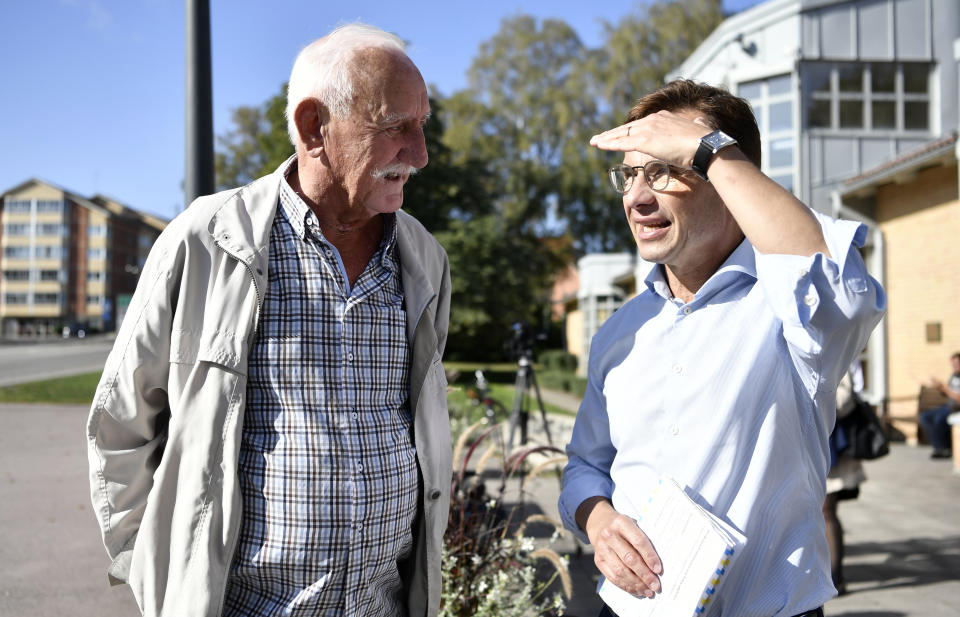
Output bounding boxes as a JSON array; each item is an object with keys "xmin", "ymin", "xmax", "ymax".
[
  {"xmin": 207, "ymin": 156, "xmax": 290, "ymax": 269},
  {"xmin": 395, "ymin": 209, "xmax": 440, "ymax": 344}
]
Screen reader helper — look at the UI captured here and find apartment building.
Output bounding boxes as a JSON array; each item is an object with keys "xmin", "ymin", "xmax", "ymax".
[{"xmin": 0, "ymin": 179, "xmax": 166, "ymax": 337}]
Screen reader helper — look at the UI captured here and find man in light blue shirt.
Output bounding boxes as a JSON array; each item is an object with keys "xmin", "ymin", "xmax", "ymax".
[{"xmin": 559, "ymin": 80, "xmax": 885, "ymax": 617}]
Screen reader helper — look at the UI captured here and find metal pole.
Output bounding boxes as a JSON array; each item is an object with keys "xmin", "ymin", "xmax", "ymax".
[{"xmin": 184, "ymin": 0, "xmax": 214, "ymax": 207}]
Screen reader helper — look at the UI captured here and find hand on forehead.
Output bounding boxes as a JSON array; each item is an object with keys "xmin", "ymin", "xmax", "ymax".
[{"xmin": 590, "ymin": 110, "xmax": 713, "ymax": 169}]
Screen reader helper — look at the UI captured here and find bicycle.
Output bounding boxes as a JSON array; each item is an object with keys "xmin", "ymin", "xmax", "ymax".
[{"xmin": 473, "ymin": 369, "xmax": 509, "ymax": 425}]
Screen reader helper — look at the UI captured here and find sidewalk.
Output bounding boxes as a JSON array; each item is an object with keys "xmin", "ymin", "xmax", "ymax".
[{"xmin": 516, "ymin": 397, "xmax": 960, "ymax": 617}]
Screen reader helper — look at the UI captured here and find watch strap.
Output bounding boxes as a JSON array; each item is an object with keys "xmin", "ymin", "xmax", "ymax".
[
  {"xmin": 691, "ymin": 130, "xmax": 737, "ymax": 181},
  {"xmin": 691, "ymin": 140, "xmax": 715, "ymax": 181}
]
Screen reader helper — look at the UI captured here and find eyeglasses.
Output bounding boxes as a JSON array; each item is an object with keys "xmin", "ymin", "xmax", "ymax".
[{"xmin": 608, "ymin": 160, "xmax": 678, "ymax": 194}]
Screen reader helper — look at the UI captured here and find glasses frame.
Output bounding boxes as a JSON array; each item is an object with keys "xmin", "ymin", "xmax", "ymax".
[{"xmin": 607, "ymin": 160, "xmax": 690, "ymax": 194}]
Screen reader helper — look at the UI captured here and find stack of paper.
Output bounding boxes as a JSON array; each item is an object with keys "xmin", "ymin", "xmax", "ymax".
[{"xmin": 598, "ymin": 476, "xmax": 746, "ymax": 617}]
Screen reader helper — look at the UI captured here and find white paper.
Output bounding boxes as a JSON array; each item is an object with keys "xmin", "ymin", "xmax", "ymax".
[{"xmin": 598, "ymin": 477, "xmax": 745, "ymax": 617}]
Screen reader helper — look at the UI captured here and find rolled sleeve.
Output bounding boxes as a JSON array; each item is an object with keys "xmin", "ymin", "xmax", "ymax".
[{"xmin": 754, "ymin": 213, "xmax": 885, "ymax": 398}]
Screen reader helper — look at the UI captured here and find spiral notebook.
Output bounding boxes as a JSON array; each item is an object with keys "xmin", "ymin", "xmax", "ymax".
[{"xmin": 598, "ymin": 476, "xmax": 746, "ymax": 617}]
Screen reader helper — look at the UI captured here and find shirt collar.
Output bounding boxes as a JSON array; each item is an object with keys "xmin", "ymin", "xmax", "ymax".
[
  {"xmin": 279, "ymin": 157, "xmax": 310, "ymax": 240},
  {"xmin": 279, "ymin": 156, "xmax": 399, "ymax": 272},
  {"xmin": 643, "ymin": 236, "xmax": 756, "ymax": 303}
]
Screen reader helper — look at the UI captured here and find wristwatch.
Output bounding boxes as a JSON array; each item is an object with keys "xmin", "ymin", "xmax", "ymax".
[{"xmin": 691, "ymin": 130, "xmax": 738, "ymax": 181}]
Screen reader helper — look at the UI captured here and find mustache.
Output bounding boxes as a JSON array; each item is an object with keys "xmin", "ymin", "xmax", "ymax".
[{"xmin": 371, "ymin": 164, "xmax": 419, "ymax": 179}]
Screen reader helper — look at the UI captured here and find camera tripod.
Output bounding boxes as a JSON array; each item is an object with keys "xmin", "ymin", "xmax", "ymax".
[{"xmin": 506, "ymin": 351, "xmax": 555, "ymax": 450}]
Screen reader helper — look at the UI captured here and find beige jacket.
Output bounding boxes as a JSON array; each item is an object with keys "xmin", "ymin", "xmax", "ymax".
[{"xmin": 86, "ymin": 160, "xmax": 452, "ymax": 617}]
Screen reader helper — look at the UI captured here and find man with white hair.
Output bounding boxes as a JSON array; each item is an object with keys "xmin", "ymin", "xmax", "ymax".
[{"xmin": 87, "ymin": 23, "xmax": 451, "ymax": 617}]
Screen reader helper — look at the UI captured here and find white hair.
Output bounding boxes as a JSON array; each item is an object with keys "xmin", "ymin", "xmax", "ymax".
[{"xmin": 285, "ymin": 23, "xmax": 406, "ymax": 147}]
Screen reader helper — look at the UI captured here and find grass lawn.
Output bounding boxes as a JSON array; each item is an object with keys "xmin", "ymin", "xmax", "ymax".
[
  {"xmin": 0, "ymin": 371, "xmax": 102, "ymax": 404},
  {"xmin": 0, "ymin": 363, "xmax": 577, "ymax": 418},
  {"xmin": 445, "ymin": 362, "xmax": 575, "ymax": 419}
]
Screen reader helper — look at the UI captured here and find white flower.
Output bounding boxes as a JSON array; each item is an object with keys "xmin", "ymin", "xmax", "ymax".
[{"xmin": 520, "ymin": 536, "xmax": 535, "ymax": 552}]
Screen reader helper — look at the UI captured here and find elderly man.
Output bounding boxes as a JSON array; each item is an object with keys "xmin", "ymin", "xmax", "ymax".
[
  {"xmin": 87, "ymin": 23, "xmax": 450, "ymax": 617},
  {"xmin": 559, "ymin": 80, "xmax": 885, "ymax": 617}
]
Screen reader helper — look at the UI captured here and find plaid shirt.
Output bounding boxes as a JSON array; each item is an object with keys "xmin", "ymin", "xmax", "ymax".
[{"xmin": 222, "ymin": 174, "xmax": 417, "ymax": 617}]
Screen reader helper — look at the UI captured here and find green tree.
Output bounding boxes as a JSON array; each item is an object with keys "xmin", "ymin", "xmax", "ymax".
[
  {"xmin": 435, "ymin": 215, "xmax": 562, "ymax": 360},
  {"xmin": 443, "ymin": 16, "xmax": 629, "ymax": 252},
  {"xmin": 214, "ymin": 86, "xmax": 292, "ymax": 190},
  {"xmin": 598, "ymin": 0, "xmax": 725, "ymax": 119}
]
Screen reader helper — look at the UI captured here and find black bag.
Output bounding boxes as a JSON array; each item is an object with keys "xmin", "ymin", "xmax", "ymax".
[{"xmin": 838, "ymin": 396, "xmax": 889, "ymax": 460}]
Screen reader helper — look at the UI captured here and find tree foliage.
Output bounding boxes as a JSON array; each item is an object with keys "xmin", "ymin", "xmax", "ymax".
[
  {"xmin": 214, "ymin": 86, "xmax": 292, "ymax": 190},
  {"xmin": 598, "ymin": 0, "xmax": 725, "ymax": 119}
]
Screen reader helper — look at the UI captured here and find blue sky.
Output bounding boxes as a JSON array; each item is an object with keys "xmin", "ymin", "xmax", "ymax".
[{"xmin": 0, "ymin": 0, "xmax": 763, "ymax": 220}]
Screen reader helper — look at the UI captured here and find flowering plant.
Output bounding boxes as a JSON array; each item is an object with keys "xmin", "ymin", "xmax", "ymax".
[{"xmin": 440, "ymin": 415, "xmax": 571, "ymax": 617}]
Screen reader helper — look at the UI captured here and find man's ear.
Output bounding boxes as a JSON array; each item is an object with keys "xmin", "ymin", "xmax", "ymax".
[{"xmin": 294, "ymin": 99, "xmax": 327, "ymax": 157}]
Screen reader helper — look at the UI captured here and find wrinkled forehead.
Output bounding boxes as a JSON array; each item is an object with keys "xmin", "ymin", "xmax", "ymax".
[{"xmin": 349, "ymin": 48, "xmax": 427, "ymax": 111}]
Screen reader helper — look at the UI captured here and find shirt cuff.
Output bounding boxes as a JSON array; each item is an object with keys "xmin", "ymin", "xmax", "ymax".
[{"xmin": 558, "ymin": 461, "xmax": 615, "ymax": 545}]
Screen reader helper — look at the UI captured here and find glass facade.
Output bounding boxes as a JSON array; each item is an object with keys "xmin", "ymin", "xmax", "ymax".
[
  {"xmin": 805, "ymin": 62, "xmax": 931, "ymax": 132},
  {"xmin": 739, "ymin": 74, "xmax": 795, "ymax": 193},
  {"xmin": 4, "ymin": 200, "xmax": 31, "ymax": 213}
]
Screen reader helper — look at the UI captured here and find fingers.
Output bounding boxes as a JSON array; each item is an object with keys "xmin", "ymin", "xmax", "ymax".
[
  {"xmin": 593, "ymin": 513, "xmax": 663, "ymax": 598},
  {"xmin": 588, "ymin": 122, "xmax": 643, "ymax": 151},
  {"xmin": 588, "ymin": 110, "xmax": 708, "ymax": 167}
]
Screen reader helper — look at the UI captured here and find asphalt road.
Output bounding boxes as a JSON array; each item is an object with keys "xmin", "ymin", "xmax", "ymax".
[{"xmin": 0, "ymin": 337, "xmax": 112, "ymax": 387}]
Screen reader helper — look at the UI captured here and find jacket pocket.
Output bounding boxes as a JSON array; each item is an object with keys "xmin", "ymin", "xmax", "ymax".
[{"xmin": 170, "ymin": 328, "xmax": 249, "ymax": 374}]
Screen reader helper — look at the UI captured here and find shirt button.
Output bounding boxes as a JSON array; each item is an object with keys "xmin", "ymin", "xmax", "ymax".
[
  {"xmin": 346, "ymin": 351, "xmax": 354, "ymax": 362},
  {"xmin": 670, "ymin": 425, "xmax": 680, "ymax": 436},
  {"xmin": 351, "ymin": 411, "xmax": 359, "ymax": 420},
  {"xmin": 672, "ymin": 364, "xmax": 682, "ymax": 374},
  {"xmin": 682, "ymin": 306, "xmax": 692, "ymax": 315},
  {"xmin": 804, "ymin": 294, "xmax": 816, "ymax": 306},
  {"xmin": 429, "ymin": 489, "xmax": 442, "ymax": 500},
  {"xmin": 355, "ymin": 521, "xmax": 363, "ymax": 530}
]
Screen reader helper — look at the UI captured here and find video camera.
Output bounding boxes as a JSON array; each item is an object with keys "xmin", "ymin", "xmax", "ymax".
[{"xmin": 505, "ymin": 321, "xmax": 546, "ymax": 361}]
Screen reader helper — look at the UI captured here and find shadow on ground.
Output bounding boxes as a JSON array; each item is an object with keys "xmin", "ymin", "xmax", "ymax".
[{"xmin": 843, "ymin": 535, "xmax": 960, "ymax": 594}]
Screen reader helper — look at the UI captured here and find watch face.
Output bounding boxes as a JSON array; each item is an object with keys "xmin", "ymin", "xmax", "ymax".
[{"xmin": 704, "ymin": 130, "xmax": 736, "ymax": 150}]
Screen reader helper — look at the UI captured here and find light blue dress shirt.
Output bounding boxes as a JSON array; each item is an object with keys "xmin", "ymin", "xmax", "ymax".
[{"xmin": 559, "ymin": 212, "xmax": 885, "ymax": 617}]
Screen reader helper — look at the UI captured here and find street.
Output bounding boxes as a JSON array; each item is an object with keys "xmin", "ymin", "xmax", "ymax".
[{"xmin": 0, "ymin": 337, "xmax": 112, "ymax": 387}]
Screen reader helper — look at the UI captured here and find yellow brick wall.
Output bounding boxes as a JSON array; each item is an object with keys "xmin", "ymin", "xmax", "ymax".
[
  {"xmin": 565, "ymin": 308, "xmax": 584, "ymax": 372},
  {"xmin": 876, "ymin": 162, "xmax": 960, "ymax": 442}
]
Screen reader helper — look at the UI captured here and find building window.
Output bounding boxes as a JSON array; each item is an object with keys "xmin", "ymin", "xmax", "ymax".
[
  {"xmin": 86, "ymin": 294, "xmax": 102, "ymax": 305},
  {"xmin": 4, "ymin": 293, "xmax": 29, "ymax": 305},
  {"xmin": 36, "ymin": 200, "xmax": 63, "ymax": 214},
  {"xmin": 88, "ymin": 224, "xmax": 106, "ymax": 236},
  {"xmin": 3, "ymin": 270, "xmax": 30, "ymax": 281},
  {"xmin": 739, "ymin": 73, "xmax": 795, "ymax": 193},
  {"xmin": 87, "ymin": 247, "xmax": 106, "ymax": 259},
  {"xmin": 34, "ymin": 293, "xmax": 60, "ymax": 304},
  {"xmin": 4, "ymin": 200, "xmax": 31, "ymax": 213},
  {"xmin": 36, "ymin": 223, "xmax": 66, "ymax": 236},
  {"xmin": 804, "ymin": 61, "xmax": 931, "ymax": 132},
  {"xmin": 86, "ymin": 270, "xmax": 106, "ymax": 282},
  {"xmin": 35, "ymin": 245, "xmax": 65, "ymax": 259},
  {"xmin": 3, "ymin": 246, "xmax": 31, "ymax": 258},
  {"xmin": 39, "ymin": 270, "xmax": 60, "ymax": 282},
  {"xmin": 3, "ymin": 223, "xmax": 30, "ymax": 235}
]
